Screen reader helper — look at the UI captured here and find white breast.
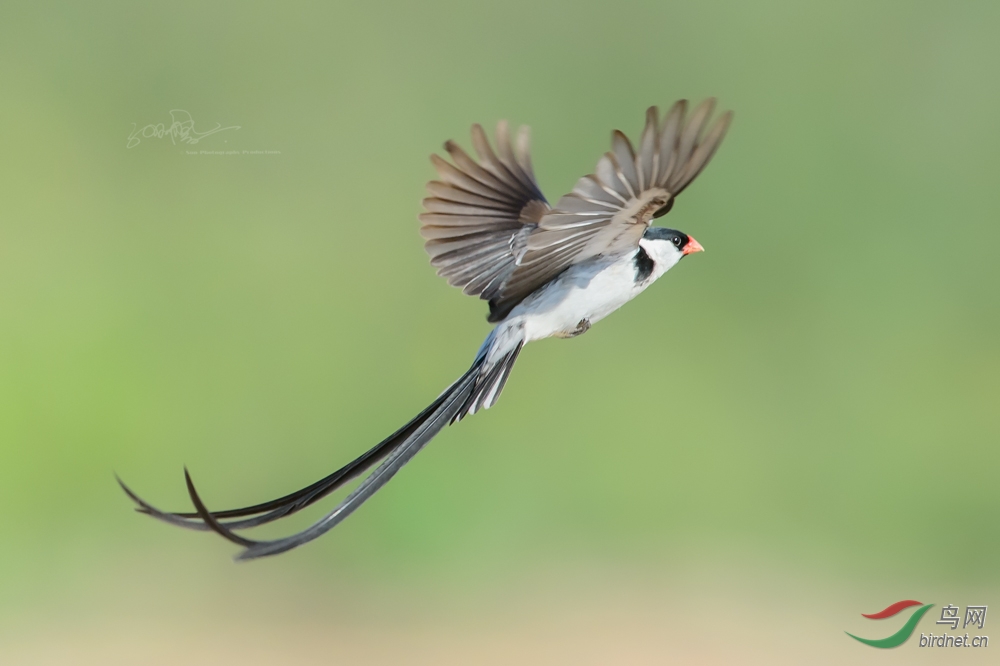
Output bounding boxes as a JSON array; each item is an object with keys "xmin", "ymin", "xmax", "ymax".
[{"xmin": 506, "ymin": 242, "xmax": 681, "ymax": 343}]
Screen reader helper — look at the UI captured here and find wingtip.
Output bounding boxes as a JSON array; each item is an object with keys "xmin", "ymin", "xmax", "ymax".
[
  {"xmin": 611, "ymin": 130, "xmax": 635, "ymax": 152},
  {"xmin": 643, "ymin": 107, "xmax": 659, "ymax": 135},
  {"xmin": 694, "ymin": 97, "xmax": 717, "ymax": 117},
  {"xmin": 470, "ymin": 123, "xmax": 486, "ymax": 140}
]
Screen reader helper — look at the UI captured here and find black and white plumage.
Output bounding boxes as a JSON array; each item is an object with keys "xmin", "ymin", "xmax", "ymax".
[{"xmin": 120, "ymin": 99, "xmax": 731, "ymax": 559}]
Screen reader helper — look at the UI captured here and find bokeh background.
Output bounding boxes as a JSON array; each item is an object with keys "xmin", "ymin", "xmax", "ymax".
[{"xmin": 1, "ymin": 1, "xmax": 998, "ymax": 663}]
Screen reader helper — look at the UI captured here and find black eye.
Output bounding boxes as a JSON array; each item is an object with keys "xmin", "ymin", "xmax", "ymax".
[{"xmin": 673, "ymin": 236, "xmax": 682, "ymax": 247}]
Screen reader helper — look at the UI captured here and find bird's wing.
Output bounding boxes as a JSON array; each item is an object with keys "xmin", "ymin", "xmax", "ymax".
[
  {"xmin": 487, "ymin": 99, "xmax": 732, "ymax": 321},
  {"xmin": 419, "ymin": 121, "xmax": 550, "ymax": 303}
]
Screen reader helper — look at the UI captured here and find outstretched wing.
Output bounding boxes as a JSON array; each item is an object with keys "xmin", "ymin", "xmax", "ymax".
[
  {"xmin": 488, "ymin": 99, "xmax": 732, "ymax": 320},
  {"xmin": 419, "ymin": 121, "xmax": 549, "ymax": 303},
  {"xmin": 420, "ymin": 100, "xmax": 732, "ymax": 322}
]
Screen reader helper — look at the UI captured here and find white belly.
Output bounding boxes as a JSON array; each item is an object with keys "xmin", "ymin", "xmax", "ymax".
[{"xmin": 508, "ymin": 254, "xmax": 651, "ymax": 342}]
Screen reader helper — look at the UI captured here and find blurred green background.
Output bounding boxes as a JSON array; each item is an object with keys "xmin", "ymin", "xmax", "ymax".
[{"xmin": 1, "ymin": 1, "xmax": 998, "ymax": 663}]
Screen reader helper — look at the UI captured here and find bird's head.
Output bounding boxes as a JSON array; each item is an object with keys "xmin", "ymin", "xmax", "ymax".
[{"xmin": 640, "ymin": 226, "xmax": 704, "ymax": 269}]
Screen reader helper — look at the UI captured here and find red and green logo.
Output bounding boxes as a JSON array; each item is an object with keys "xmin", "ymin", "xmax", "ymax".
[{"xmin": 846, "ymin": 600, "xmax": 934, "ymax": 648}]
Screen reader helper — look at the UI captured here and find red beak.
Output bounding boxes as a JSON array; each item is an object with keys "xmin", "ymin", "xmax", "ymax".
[{"xmin": 682, "ymin": 236, "xmax": 704, "ymax": 255}]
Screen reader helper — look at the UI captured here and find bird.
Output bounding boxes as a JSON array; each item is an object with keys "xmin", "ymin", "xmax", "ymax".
[{"xmin": 119, "ymin": 98, "xmax": 732, "ymax": 560}]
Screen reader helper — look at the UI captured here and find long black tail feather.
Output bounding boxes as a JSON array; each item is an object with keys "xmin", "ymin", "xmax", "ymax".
[
  {"xmin": 117, "ymin": 388, "xmax": 454, "ymax": 533},
  {"xmin": 118, "ymin": 346, "xmax": 523, "ymax": 559}
]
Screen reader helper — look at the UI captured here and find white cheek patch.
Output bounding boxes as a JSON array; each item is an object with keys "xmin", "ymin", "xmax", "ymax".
[{"xmin": 639, "ymin": 240, "xmax": 684, "ymax": 279}]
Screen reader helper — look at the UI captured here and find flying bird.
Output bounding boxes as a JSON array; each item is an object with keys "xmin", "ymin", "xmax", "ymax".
[{"xmin": 120, "ymin": 99, "xmax": 732, "ymax": 560}]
